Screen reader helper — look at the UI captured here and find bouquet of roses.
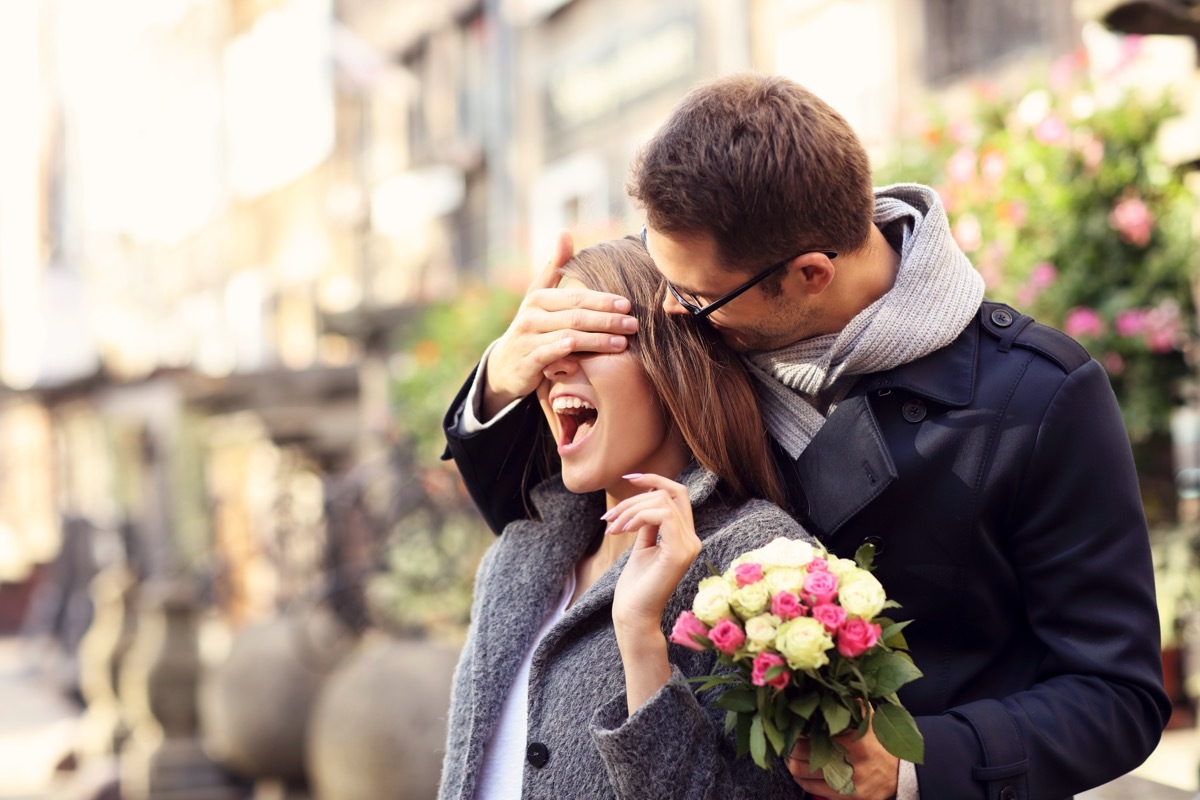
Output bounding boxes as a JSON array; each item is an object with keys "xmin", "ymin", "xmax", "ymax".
[{"xmin": 670, "ymin": 536, "xmax": 923, "ymax": 795}]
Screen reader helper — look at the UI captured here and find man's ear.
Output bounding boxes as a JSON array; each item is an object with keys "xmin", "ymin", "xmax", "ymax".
[{"xmin": 792, "ymin": 254, "xmax": 836, "ymax": 295}]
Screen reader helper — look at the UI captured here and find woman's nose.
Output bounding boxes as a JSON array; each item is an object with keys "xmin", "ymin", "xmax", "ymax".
[{"xmin": 542, "ymin": 351, "xmax": 579, "ymax": 379}]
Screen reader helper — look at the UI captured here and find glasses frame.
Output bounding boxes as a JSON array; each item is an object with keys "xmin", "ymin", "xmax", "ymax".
[{"xmin": 640, "ymin": 225, "xmax": 837, "ymax": 319}]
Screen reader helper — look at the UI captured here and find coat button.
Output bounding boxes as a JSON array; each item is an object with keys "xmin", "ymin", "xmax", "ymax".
[
  {"xmin": 999, "ymin": 787, "xmax": 1017, "ymax": 800},
  {"xmin": 990, "ymin": 308, "xmax": 1014, "ymax": 327},
  {"xmin": 901, "ymin": 399, "xmax": 926, "ymax": 423},
  {"xmin": 526, "ymin": 742, "xmax": 549, "ymax": 768}
]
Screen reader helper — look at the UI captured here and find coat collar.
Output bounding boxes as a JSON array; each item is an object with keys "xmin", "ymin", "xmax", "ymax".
[
  {"xmin": 857, "ymin": 313, "xmax": 978, "ymax": 407},
  {"xmin": 790, "ymin": 310, "xmax": 980, "ymax": 539}
]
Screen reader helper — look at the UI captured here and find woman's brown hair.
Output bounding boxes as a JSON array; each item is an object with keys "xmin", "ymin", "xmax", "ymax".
[{"xmin": 556, "ymin": 236, "xmax": 786, "ymax": 509}]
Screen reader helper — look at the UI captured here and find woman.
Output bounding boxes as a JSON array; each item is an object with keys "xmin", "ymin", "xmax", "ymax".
[{"xmin": 438, "ymin": 236, "xmax": 813, "ymax": 800}]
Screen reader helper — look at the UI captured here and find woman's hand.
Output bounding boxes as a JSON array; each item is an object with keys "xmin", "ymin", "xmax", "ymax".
[{"xmin": 604, "ymin": 473, "xmax": 702, "ymax": 713}]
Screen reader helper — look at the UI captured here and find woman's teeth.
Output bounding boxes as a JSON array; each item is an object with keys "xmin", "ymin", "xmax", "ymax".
[{"xmin": 552, "ymin": 396, "xmax": 598, "ymax": 445}]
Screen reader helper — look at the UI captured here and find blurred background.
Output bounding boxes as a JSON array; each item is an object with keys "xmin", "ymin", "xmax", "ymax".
[{"xmin": 1, "ymin": 0, "xmax": 1200, "ymax": 798}]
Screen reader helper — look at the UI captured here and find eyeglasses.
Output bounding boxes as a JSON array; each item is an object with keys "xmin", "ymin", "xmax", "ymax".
[{"xmin": 640, "ymin": 225, "xmax": 837, "ymax": 319}]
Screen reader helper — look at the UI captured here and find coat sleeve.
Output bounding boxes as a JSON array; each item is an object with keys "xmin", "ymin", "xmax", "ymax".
[
  {"xmin": 589, "ymin": 667, "xmax": 806, "ymax": 800},
  {"xmin": 442, "ymin": 364, "xmax": 549, "ymax": 535},
  {"xmin": 914, "ymin": 360, "xmax": 1171, "ymax": 799}
]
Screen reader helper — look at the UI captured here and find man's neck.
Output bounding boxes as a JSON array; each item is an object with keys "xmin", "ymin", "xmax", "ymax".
[{"xmin": 823, "ymin": 225, "xmax": 901, "ymax": 331}]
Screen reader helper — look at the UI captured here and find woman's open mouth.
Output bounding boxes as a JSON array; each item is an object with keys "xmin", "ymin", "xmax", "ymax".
[{"xmin": 552, "ymin": 395, "xmax": 598, "ymax": 452}]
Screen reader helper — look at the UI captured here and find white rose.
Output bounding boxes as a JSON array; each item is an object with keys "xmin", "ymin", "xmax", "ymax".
[
  {"xmin": 744, "ymin": 613, "xmax": 782, "ymax": 653},
  {"xmin": 755, "ymin": 537, "xmax": 818, "ymax": 570},
  {"xmin": 775, "ymin": 617, "xmax": 834, "ymax": 671},
  {"xmin": 825, "ymin": 556, "xmax": 860, "ymax": 579},
  {"xmin": 692, "ymin": 575, "xmax": 733, "ymax": 625},
  {"xmin": 838, "ymin": 571, "xmax": 887, "ymax": 619},
  {"xmin": 764, "ymin": 567, "xmax": 805, "ymax": 596},
  {"xmin": 731, "ymin": 581, "xmax": 770, "ymax": 620}
]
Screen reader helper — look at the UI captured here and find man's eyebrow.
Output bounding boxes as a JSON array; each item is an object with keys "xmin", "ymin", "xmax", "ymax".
[{"xmin": 662, "ymin": 275, "xmax": 702, "ymax": 297}]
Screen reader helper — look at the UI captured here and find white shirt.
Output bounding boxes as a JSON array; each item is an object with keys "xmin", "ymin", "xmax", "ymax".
[{"xmin": 473, "ymin": 571, "xmax": 577, "ymax": 800}]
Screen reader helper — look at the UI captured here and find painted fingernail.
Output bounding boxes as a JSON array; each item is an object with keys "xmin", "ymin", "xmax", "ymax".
[
  {"xmin": 600, "ymin": 509, "xmax": 614, "ymax": 521},
  {"xmin": 621, "ymin": 317, "xmax": 639, "ymax": 333},
  {"xmin": 622, "ymin": 473, "xmax": 643, "ymax": 479}
]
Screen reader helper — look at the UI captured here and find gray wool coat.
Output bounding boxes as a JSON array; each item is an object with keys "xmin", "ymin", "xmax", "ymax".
[{"xmin": 437, "ymin": 464, "xmax": 815, "ymax": 800}]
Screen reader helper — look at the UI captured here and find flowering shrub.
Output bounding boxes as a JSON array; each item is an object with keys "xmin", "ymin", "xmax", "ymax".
[
  {"xmin": 674, "ymin": 537, "xmax": 923, "ymax": 794},
  {"xmin": 879, "ymin": 43, "xmax": 1196, "ymax": 451}
]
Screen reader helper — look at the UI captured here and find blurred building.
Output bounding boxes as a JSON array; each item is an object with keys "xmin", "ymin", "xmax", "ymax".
[{"xmin": 0, "ymin": 0, "xmax": 1191, "ymax": 637}]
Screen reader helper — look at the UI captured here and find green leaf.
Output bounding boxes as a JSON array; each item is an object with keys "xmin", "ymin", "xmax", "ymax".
[
  {"xmin": 715, "ymin": 688, "xmax": 758, "ymax": 713},
  {"xmin": 822, "ymin": 748, "xmax": 857, "ymax": 796},
  {"xmin": 689, "ymin": 673, "xmax": 742, "ymax": 693},
  {"xmin": 725, "ymin": 709, "xmax": 737, "ymax": 735},
  {"xmin": 736, "ymin": 712, "xmax": 752, "ymax": 758},
  {"xmin": 854, "ymin": 542, "xmax": 876, "ymax": 571},
  {"xmin": 873, "ymin": 703, "xmax": 925, "ymax": 764},
  {"xmin": 820, "ymin": 695, "xmax": 852, "ymax": 736},
  {"xmin": 869, "ymin": 650, "xmax": 924, "ymax": 696},
  {"xmin": 762, "ymin": 708, "xmax": 786, "ymax": 757},
  {"xmin": 750, "ymin": 716, "xmax": 768, "ymax": 769},
  {"xmin": 808, "ymin": 728, "xmax": 833, "ymax": 771},
  {"xmin": 788, "ymin": 693, "xmax": 820, "ymax": 720}
]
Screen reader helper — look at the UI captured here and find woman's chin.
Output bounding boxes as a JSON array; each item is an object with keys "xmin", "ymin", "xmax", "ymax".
[{"xmin": 561, "ymin": 470, "xmax": 604, "ymax": 496}]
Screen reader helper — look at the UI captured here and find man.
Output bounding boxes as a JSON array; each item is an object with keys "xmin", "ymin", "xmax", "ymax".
[{"xmin": 443, "ymin": 73, "xmax": 1170, "ymax": 799}]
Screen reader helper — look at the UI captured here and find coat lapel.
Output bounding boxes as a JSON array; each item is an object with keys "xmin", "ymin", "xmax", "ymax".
[
  {"xmin": 787, "ymin": 316, "xmax": 980, "ymax": 538},
  {"xmin": 466, "ymin": 481, "xmax": 601, "ymax": 759}
]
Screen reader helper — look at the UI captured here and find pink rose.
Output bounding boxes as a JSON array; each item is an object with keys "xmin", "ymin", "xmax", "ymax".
[
  {"xmin": 734, "ymin": 562, "xmax": 764, "ymax": 588},
  {"xmin": 803, "ymin": 570, "xmax": 839, "ymax": 605},
  {"xmin": 771, "ymin": 591, "xmax": 805, "ymax": 621},
  {"xmin": 810, "ymin": 603, "xmax": 848, "ymax": 632},
  {"xmin": 708, "ymin": 619, "xmax": 746, "ymax": 655},
  {"xmin": 751, "ymin": 652, "xmax": 790, "ymax": 691},
  {"xmin": 807, "ymin": 557, "xmax": 828, "ymax": 572},
  {"xmin": 669, "ymin": 610, "xmax": 710, "ymax": 651},
  {"xmin": 1109, "ymin": 196, "xmax": 1154, "ymax": 247},
  {"xmin": 1063, "ymin": 307, "xmax": 1105, "ymax": 339},
  {"xmin": 836, "ymin": 618, "xmax": 882, "ymax": 658}
]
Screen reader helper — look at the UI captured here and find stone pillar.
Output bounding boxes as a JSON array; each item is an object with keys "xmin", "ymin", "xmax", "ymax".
[
  {"xmin": 76, "ymin": 565, "xmax": 138, "ymax": 761},
  {"xmin": 119, "ymin": 579, "xmax": 245, "ymax": 800}
]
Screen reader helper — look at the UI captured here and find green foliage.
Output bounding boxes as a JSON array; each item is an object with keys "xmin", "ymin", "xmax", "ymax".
[
  {"xmin": 878, "ymin": 49, "xmax": 1197, "ymax": 446},
  {"xmin": 390, "ymin": 285, "xmax": 522, "ymax": 463}
]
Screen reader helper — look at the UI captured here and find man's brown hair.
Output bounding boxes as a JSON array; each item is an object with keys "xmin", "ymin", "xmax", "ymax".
[
  {"xmin": 628, "ymin": 73, "xmax": 874, "ymax": 274},
  {"xmin": 556, "ymin": 236, "xmax": 786, "ymax": 508}
]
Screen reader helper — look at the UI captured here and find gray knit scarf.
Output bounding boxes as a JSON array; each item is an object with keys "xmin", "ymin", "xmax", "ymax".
[{"xmin": 744, "ymin": 183, "xmax": 984, "ymax": 459}]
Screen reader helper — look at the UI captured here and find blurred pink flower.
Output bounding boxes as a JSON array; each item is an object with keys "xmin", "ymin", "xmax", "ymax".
[
  {"xmin": 1078, "ymin": 136, "xmax": 1105, "ymax": 173},
  {"xmin": 1017, "ymin": 262, "xmax": 1058, "ymax": 305},
  {"xmin": 980, "ymin": 150, "xmax": 1006, "ymax": 183},
  {"xmin": 1103, "ymin": 352, "xmax": 1126, "ymax": 375},
  {"xmin": 1143, "ymin": 300, "xmax": 1182, "ymax": 354},
  {"xmin": 1034, "ymin": 115, "xmax": 1069, "ymax": 145},
  {"xmin": 997, "ymin": 200, "xmax": 1027, "ymax": 226},
  {"xmin": 948, "ymin": 119, "xmax": 980, "ymax": 144},
  {"xmin": 947, "ymin": 147, "xmax": 977, "ymax": 183},
  {"xmin": 1064, "ymin": 307, "xmax": 1106, "ymax": 339},
  {"xmin": 1115, "ymin": 309, "xmax": 1148, "ymax": 337},
  {"xmin": 953, "ymin": 214, "xmax": 982, "ymax": 252},
  {"xmin": 1109, "ymin": 196, "xmax": 1154, "ymax": 247}
]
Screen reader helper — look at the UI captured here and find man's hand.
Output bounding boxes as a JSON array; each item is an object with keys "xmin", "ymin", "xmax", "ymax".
[
  {"xmin": 482, "ymin": 230, "xmax": 638, "ymax": 420},
  {"xmin": 788, "ymin": 719, "xmax": 900, "ymax": 800}
]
